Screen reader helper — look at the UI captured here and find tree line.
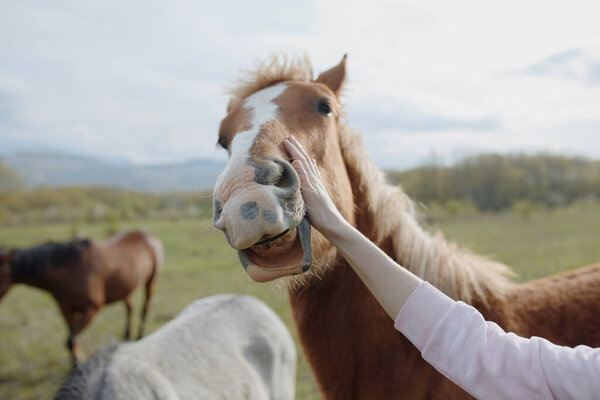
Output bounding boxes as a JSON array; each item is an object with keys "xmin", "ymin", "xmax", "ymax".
[
  {"xmin": 386, "ymin": 153, "xmax": 600, "ymax": 211},
  {"xmin": 0, "ymin": 160, "xmax": 215, "ymax": 225}
]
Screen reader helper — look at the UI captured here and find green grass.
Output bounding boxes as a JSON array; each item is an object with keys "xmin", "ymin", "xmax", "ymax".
[
  {"xmin": 1, "ymin": 201, "xmax": 600, "ymax": 399},
  {"xmin": 431, "ymin": 199, "xmax": 600, "ymax": 281}
]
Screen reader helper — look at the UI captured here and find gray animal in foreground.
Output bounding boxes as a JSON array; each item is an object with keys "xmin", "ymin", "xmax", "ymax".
[{"xmin": 55, "ymin": 295, "xmax": 297, "ymax": 400}]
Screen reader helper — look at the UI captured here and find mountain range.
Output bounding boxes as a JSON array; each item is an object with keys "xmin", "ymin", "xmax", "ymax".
[{"xmin": 2, "ymin": 152, "xmax": 226, "ymax": 192}]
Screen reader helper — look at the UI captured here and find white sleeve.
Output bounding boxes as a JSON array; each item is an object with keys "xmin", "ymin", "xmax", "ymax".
[{"xmin": 395, "ymin": 281, "xmax": 600, "ymax": 400}]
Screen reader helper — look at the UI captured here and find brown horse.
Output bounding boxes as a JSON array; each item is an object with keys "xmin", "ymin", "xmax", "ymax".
[
  {"xmin": 0, "ymin": 230, "xmax": 163, "ymax": 364},
  {"xmin": 212, "ymin": 54, "xmax": 600, "ymax": 399}
]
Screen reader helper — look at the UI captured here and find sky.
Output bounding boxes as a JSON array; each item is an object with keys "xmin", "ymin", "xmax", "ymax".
[{"xmin": 1, "ymin": 0, "xmax": 599, "ymax": 170}]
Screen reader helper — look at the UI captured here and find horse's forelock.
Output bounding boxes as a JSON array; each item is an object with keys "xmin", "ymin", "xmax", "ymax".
[{"xmin": 227, "ymin": 54, "xmax": 313, "ymax": 112}]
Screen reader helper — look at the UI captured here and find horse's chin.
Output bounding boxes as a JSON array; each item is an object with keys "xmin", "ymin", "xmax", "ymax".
[{"xmin": 237, "ymin": 218, "xmax": 312, "ymax": 282}]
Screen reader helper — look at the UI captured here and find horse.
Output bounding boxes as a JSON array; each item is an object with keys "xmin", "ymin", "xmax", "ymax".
[
  {"xmin": 54, "ymin": 294, "xmax": 297, "ymax": 400},
  {"xmin": 0, "ymin": 230, "xmax": 163, "ymax": 364},
  {"xmin": 211, "ymin": 54, "xmax": 600, "ymax": 399}
]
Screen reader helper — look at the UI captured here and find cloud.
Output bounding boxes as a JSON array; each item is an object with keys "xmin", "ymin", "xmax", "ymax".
[
  {"xmin": 520, "ymin": 48, "xmax": 600, "ymax": 85},
  {"xmin": 0, "ymin": 92, "xmax": 17, "ymax": 127},
  {"xmin": 347, "ymin": 97, "xmax": 499, "ymax": 133}
]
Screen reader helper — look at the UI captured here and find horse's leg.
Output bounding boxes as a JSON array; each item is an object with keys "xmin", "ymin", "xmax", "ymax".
[
  {"xmin": 137, "ymin": 273, "xmax": 157, "ymax": 340},
  {"xmin": 66, "ymin": 327, "xmax": 80, "ymax": 366},
  {"xmin": 63, "ymin": 306, "xmax": 98, "ymax": 365},
  {"xmin": 124, "ymin": 296, "xmax": 133, "ymax": 341},
  {"xmin": 57, "ymin": 302, "xmax": 79, "ymax": 364}
]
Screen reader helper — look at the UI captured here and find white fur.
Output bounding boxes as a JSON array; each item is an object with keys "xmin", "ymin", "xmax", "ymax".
[{"xmin": 56, "ymin": 295, "xmax": 297, "ymax": 400}]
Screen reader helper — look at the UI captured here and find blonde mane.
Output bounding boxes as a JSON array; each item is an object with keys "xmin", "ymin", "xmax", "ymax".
[{"xmin": 338, "ymin": 123, "xmax": 515, "ymax": 304}]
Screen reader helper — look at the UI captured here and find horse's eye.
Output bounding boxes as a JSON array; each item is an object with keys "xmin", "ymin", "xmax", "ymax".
[{"xmin": 314, "ymin": 100, "xmax": 332, "ymax": 116}]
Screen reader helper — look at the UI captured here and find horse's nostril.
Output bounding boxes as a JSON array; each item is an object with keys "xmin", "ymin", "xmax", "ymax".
[
  {"xmin": 254, "ymin": 160, "xmax": 281, "ymax": 186},
  {"xmin": 254, "ymin": 159, "xmax": 299, "ymax": 191},
  {"xmin": 274, "ymin": 159, "xmax": 298, "ymax": 190},
  {"xmin": 213, "ymin": 197, "xmax": 225, "ymax": 230},
  {"xmin": 214, "ymin": 216, "xmax": 225, "ymax": 230}
]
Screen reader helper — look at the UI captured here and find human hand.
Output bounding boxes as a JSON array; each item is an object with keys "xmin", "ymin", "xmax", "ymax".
[{"xmin": 283, "ymin": 135, "xmax": 345, "ymax": 236}]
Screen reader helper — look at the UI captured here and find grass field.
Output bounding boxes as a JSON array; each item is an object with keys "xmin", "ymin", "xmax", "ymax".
[{"xmin": 1, "ymin": 199, "xmax": 599, "ymax": 399}]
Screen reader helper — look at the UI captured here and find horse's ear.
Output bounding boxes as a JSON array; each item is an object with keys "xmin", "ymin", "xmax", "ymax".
[
  {"xmin": 315, "ymin": 54, "xmax": 347, "ymax": 96},
  {"xmin": 227, "ymin": 99, "xmax": 240, "ymax": 114}
]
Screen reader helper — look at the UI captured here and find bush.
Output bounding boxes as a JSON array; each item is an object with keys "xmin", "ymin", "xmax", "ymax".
[
  {"xmin": 512, "ymin": 200, "xmax": 539, "ymax": 220},
  {"xmin": 445, "ymin": 200, "xmax": 478, "ymax": 217}
]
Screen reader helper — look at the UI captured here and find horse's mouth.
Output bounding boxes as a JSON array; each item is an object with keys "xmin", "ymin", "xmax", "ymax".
[{"xmin": 237, "ymin": 217, "xmax": 312, "ymax": 282}]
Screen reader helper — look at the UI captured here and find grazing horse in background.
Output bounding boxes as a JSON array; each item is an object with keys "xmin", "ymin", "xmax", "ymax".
[
  {"xmin": 55, "ymin": 294, "xmax": 297, "ymax": 400},
  {"xmin": 0, "ymin": 230, "xmax": 163, "ymax": 363},
  {"xmin": 212, "ymin": 54, "xmax": 600, "ymax": 399}
]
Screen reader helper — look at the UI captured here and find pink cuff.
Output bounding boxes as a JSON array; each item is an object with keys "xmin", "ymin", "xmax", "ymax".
[{"xmin": 394, "ymin": 281, "xmax": 455, "ymax": 350}]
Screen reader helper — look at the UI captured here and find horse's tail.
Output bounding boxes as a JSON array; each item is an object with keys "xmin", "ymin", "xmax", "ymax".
[{"xmin": 144, "ymin": 233, "xmax": 164, "ymax": 279}]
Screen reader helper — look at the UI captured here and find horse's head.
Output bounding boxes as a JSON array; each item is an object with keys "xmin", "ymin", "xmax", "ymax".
[
  {"xmin": 213, "ymin": 55, "xmax": 355, "ymax": 282},
  {"xmin": 0, "ymin": 249, "xmax": 14, "ymax": 300}
]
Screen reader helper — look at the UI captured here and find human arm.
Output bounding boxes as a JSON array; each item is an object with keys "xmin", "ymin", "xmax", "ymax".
[{"xmin": 399, "ymin": 282, "xmax": 600, "ymax": 399}]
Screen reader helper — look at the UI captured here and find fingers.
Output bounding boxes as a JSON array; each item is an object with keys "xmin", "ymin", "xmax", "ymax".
[
  {"xmin": 284, "ymin": 137, "xmax": 310, "ymax": 176},
  {"xmin": 284, "ymin": 136, "xmax": 308, "ymax": 165},
  {"xmin": 291, "ymin": 159, "xmax": 311, "ymax": 189},
  {"xmin": 313, "ymin": 159, "xmax": 323, "ymax": 179},
  {"xmin": 284, "ymin": 136, "xmax": 319, "ymax": 178},
  {"xmin": 310, "ymin": 158, "xmax": 320, "ymax": 178}
]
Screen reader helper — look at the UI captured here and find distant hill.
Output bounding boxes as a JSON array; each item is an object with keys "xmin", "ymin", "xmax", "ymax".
[{"xmin": 2, "ymin": 152, "xmax": 226, "ymax": 192}]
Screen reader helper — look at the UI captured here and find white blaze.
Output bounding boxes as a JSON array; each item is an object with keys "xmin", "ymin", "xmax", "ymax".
[{"xmin": 215, "ymin": 83, "xmax": 288, "ymax": 191}]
